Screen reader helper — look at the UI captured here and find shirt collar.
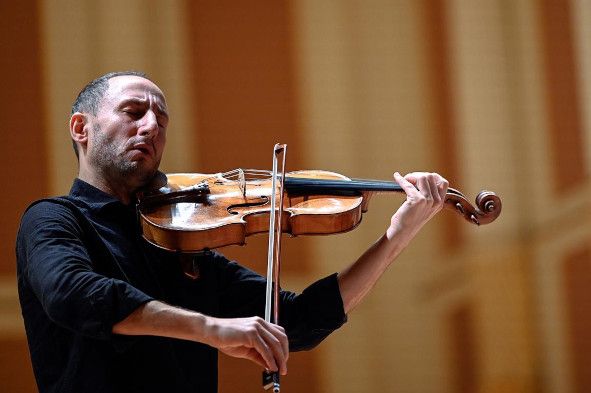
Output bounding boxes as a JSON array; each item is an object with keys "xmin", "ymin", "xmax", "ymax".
[{"xmin": 69, "ymin": 178, "xmax": 130, "ymax": 212}]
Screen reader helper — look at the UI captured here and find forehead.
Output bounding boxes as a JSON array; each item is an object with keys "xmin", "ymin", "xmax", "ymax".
[{"xmin": 104, "ymin": 75, "xmax": 167, "ymax": 106}]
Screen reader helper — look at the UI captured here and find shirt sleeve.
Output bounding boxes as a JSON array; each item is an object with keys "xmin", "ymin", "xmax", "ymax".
[
  {"xmin": 278, "ymin": 272, "xmax": 348, "ymax": 351},
  {"xmin": 212, "ymin": 252, "xmax": 347, "ymax": 351},
  {"xmin": 17, "ymin": 200, "xmax": 154, "ymax": 341}
]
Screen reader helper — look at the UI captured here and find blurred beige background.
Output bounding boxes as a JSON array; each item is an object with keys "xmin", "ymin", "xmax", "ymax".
[{"xmin": 1, "ymin": 0, "xmax": 590, "ymax": 392}]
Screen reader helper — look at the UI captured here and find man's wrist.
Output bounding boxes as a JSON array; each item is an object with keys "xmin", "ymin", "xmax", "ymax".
[{"xmin": 190, "ymin": 312, "xmax": 211, "ymax": 343}]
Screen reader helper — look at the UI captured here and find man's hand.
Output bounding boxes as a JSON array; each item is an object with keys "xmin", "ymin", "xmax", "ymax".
[
  {"xmin": 203, "ymin": 316, "xmax": 289, "ymax": 375},
  {"xmin": 386, "ymin": 172, "xmax": 448, "ymax": 245}
]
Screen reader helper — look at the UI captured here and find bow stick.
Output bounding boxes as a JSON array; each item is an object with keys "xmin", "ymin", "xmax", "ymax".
[{"xmin": 262, "ymin": 143, "xmax": 287, "ymax": 392}]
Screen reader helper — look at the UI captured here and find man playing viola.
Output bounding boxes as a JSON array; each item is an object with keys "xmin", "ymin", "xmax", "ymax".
[{"xmin": 16, "ymin": 71, "xmax": 448, "ymax": 393}]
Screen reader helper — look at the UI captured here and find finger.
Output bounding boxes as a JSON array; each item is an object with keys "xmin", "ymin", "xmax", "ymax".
[
  {"xmin": 436, "ymin": 176, "xmax": 449, "ymax": 204},
  {"xmin": 222, "ymin": 345, "xmax": 268, "ymax": 370},
  {"xmin": 268, "ymin": 324, "xmax": 289, "ymax": 370},
  {"xmin": 259, "ymin": 325, "xmax": 289, "ymax": 375},
  {"xmin": 244, "ymin": 348, "xmax": 270, "ymax": 370},
  {"xmin": 416, "ymin": 175, "xmax": 434, "ymax": 202},
  {"xmin": 394, "ymin": 172, "xmax": 418, "ymax": 197},
  {"xmin": 252, "ymin": 335, "xmax": 279, "ymax": 372},
  {"xmin": 427, "ymin": 174, "xmax": 441, "ymax": 205}
]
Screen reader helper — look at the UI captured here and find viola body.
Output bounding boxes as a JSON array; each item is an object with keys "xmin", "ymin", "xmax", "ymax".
[
  {"xmin": 137, "ymin": 169, "xmax": 501, "ymax": 252},
  {"xmin": 139, "ymin": 170, "xmax": 367, "ymax": 252}
]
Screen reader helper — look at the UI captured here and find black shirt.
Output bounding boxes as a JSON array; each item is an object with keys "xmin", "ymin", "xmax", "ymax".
[{"xmin": 16, "ymin": 179, "xmax": 346, "ymax": 393}]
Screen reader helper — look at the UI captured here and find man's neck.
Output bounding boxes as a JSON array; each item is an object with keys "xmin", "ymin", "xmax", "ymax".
[{"xmin": 78, "ymin": 170, "xmax": 136, "ymax": 205}]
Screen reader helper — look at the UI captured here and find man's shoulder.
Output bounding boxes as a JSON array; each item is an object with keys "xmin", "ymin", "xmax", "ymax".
[
  {"xmin": 19, "ymin": 196, "xmax": 86, "ymax": 235},
  {"xmin": 16, "ymin": 197, "xmax": 89, "ymax": 265},
  {"xmin": 23, "ymin": 196, "xmax": 81, "ymax": 218}
]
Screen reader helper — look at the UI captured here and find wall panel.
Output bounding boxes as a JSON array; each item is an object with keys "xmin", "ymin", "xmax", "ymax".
[
  {"xmin": 185, "ymin": 2, "xmax": 316, "ymax": 392},
  {"xmin": 539, "ymin": 0, "xmax": 587, "ymax": 193},
  {"xmin": 563, "ymin": 245, "xmax": 591, "ymax": 393},
  {"xmin": 0, "ymin": 0, "xmax": 48, "ymax": 391}
]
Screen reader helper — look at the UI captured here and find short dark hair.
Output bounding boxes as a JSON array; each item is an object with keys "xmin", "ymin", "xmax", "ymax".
[{"xmin": 70, "ymin": 71, "xmax": 151, "ymax": 157}]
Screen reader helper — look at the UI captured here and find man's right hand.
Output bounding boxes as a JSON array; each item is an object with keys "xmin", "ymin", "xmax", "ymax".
[{"xmin": 203, "ymin": 316, "xmax": 289, "ymax": 375}]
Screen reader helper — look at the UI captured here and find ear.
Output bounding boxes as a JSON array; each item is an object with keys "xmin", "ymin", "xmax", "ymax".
[{"xmin": 70, "ymin": 112, "xmax": 90, "ymax": 148}]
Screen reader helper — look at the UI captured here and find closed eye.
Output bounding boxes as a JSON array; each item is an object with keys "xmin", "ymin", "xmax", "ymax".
[{"xmin": 124, "ymin": 110, "xmax": 143, "ymax": 119}]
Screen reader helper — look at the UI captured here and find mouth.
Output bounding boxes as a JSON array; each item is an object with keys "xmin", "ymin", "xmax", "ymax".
[{"xmin": 130, "ymin": 143, "xmax": 153, "ymax": 157}]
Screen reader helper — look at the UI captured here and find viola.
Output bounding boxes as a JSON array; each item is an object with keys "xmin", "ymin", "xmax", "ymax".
[{"xmin": 137, "ymin": 168, "xmax": 502, "ymax": 253}]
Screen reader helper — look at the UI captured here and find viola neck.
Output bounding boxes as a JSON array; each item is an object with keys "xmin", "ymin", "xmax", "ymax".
[{"xmin": 284, "ymin": 177, "xmax": 403, "ymax": 196}]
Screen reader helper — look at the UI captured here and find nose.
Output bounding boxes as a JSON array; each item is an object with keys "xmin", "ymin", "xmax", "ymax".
[{"xmin": 138, "ymin": 110, "xmax": 159, "ymax": 138}]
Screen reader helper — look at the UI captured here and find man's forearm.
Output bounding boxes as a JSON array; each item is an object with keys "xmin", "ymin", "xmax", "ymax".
[
  {"xmin": 112, "ymin": 300, "xmax": 289, "ymax": 374},
  {"xmin": 337, "ymin": 231, "xmax": 409, "ymax": 314},
  {"xmin": 112, "ymin": 300, "xmax": 207, "ymax": 342},
  {"xmin": 337, "ymin": 172, "xmax": 447, "ymax": 314}
]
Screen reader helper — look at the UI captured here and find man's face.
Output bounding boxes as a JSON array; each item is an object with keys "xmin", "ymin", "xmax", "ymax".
[{"xmin": 86, "ymin": 75, "xmax": 169, "ymax": 187}]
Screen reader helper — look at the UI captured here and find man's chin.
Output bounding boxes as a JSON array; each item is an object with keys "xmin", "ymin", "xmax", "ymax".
[
  {"xmin": 117, "ymin": 162, "xmax": 159, "ymax": 188},
  {"xmin": 133, "ymin": 167, "xmax": 159, "ymax": 186}
]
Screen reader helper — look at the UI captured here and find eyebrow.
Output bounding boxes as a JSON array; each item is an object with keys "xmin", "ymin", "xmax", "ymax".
[{"xmin": 119, "ymin": 97, "xmax": 169, "ymax": 119}]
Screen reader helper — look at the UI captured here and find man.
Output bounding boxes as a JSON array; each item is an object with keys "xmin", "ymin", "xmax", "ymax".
[{"xmin": 17, "ymin": 71, "xmax": 448, "ymax": 393}]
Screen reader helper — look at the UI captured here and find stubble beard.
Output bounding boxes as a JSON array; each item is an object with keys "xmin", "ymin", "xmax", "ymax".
[{"xmin": 89, "ymin": 124, "xmax": 158, "ymax": 189}]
